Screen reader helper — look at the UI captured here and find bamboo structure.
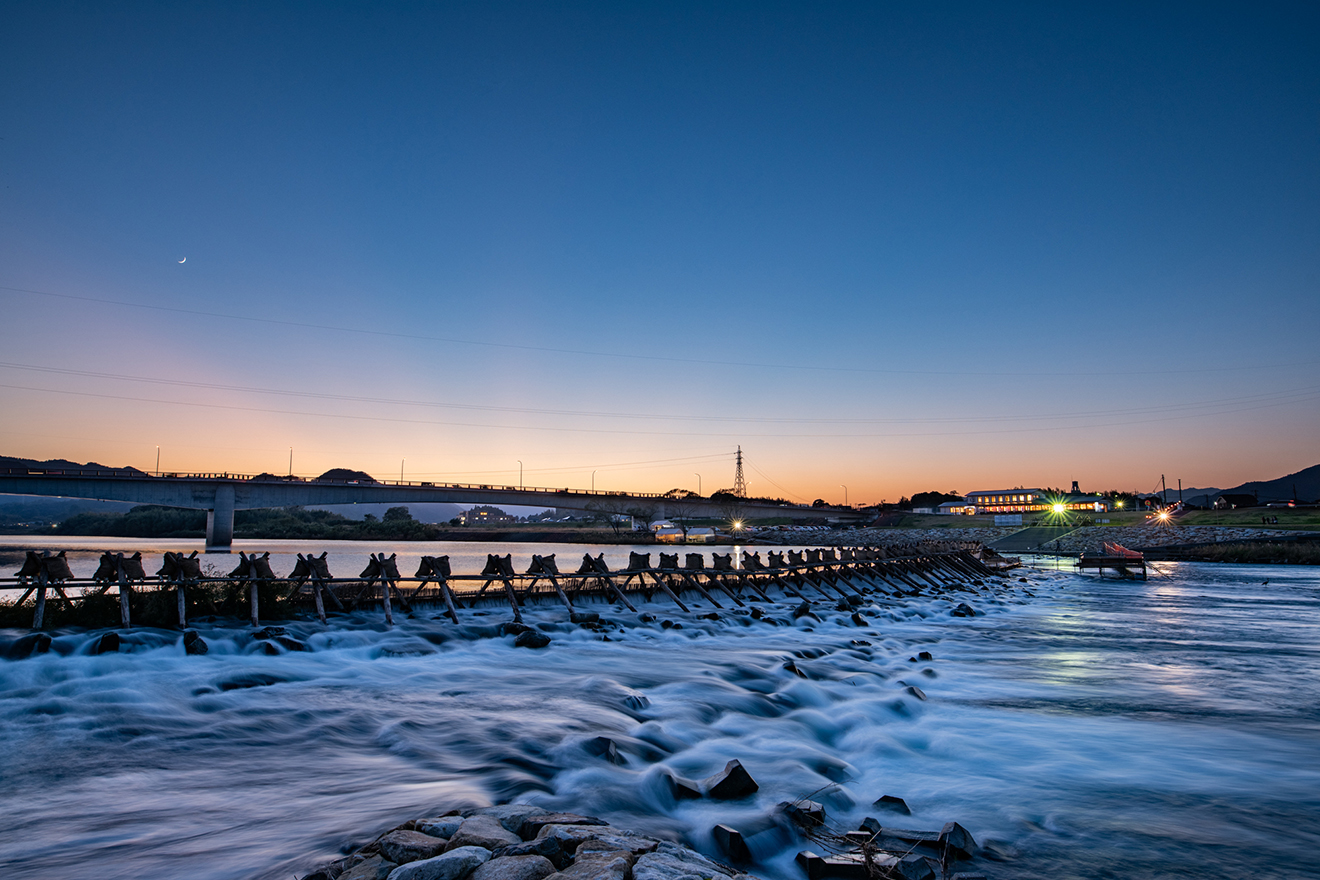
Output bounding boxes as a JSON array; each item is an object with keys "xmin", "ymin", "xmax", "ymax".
[{"xmin": 4, "ymin": 546, "xmax": 1009, "ymax": 629}]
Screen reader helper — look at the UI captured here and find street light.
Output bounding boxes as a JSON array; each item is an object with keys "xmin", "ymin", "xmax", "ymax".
[
  {"xmin": 517, "ymin": 460, "xmax": 523, "ymax": 489},
  {"xmin": 155, "ymin": 446, "xmax": 160, "ymax": 477},
  {"xmin": 841, "ymin": 484, "xmax": 848, "ymax": 507},
  {"xmin": 592, "ymin": 470, "xmax": 597, "ymax": 491},
  {"xmin": 694, "ymin": 473, "xmax": 701, "ymax": 495},
  {"xmin": 288, "ymin": 447, "xmax": 293, "ymax": 477}
]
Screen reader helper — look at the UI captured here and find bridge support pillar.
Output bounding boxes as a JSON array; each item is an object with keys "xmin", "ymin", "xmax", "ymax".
[{"xmin": 207, "ymin": 484, "xmax": 235, "ymax": 548}]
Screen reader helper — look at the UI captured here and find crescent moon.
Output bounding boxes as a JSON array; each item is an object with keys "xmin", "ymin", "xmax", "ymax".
[{"xmin": 178, "ymin": 257, "xmax": 186, "ymax": 263}]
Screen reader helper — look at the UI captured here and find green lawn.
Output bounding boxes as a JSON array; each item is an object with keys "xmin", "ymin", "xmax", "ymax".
[{"xmin": 1177, "ymin": 507, "xmax": 1320, "ymax": 530}]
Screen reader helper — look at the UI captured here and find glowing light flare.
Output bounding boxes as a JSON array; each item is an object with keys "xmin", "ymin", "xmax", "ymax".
[{"xmin": 1052, "ymin": 503, "xmax": 1066, "ymax": 514}]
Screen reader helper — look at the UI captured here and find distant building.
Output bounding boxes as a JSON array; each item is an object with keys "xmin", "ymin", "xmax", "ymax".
[
  {"xmin": 458, "ymin": 505, "xmax": 515, "ymax": 525},
  {"xmin": 1213, "ymin": 493, "xmax": 1258, "ymax": 510},
  {"xmin": 937, "ymin": 500, "xmax": 975, "ymax": 515},
  {"xmin": 964, "ymin": 488, "xmax": 1109, "ymax": 514}
]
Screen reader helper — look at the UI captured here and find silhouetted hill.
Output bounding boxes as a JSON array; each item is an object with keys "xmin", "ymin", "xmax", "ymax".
[
  {"xmin": 0, "ymin": 455, "xmax": 146, "ymax": 474},
  {"xmin": 1225, "ymin": 463, "xmax": 1320, "ymax": 504}
]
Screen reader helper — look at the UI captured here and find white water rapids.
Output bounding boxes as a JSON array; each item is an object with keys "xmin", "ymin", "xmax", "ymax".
[{"xmin": 1, "ymin": 541, "xmax": 1317, "ymax": 880}]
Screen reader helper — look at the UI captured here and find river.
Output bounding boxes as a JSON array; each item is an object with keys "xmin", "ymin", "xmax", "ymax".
[{"xmin": 1, "ymin": 539, "xmax": 1317, "ymax": 880}]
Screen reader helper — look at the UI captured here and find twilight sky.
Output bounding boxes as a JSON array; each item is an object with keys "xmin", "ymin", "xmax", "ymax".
[{"xmin": 2, "ymin": 2, "xmax": 1317, "ymax": 505}]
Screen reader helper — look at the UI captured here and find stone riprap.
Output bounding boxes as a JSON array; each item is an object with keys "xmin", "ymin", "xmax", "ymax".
[{"xmin": 302, "ymin": 805, "xmax": 760, "ymax": 880}]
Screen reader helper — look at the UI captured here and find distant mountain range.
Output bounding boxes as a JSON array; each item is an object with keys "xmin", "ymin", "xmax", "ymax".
[{"xmin": 1120, "ymin": 463, "xmax": 1319, "ymax": 506}]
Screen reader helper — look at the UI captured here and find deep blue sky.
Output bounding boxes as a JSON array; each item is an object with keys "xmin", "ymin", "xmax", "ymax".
[{"xmin": 2, "ymin": 2, "xmax": 1317, "ymax": 501}]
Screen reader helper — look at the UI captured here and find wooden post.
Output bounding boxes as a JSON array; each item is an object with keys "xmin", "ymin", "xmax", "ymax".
[
  {"xmin": 116, "ymin": 555, "xmax": 132, "ymax": 628},
  {"xmin": 675, "ymin": 571, "xmax": 724, "ymax": 608},
  {"xmin": 311, "ymin": 577, "xmax": 327, "ymax": 624},
  {"xmin": 644, "ymin": 571, "xmax": 690, "ymax": 612},
  {"xmin": 177, "ymin": 583, "xmax": 187, "ymax": 629},
  {"xmin": 377, "ymin": 555, "xmax": 395, "ymax": 626},
  {"xmin": 437, "ymin": 576, "xmax": 460, "ymax": 624},
  {"xmin": 32, "ymin": 567, "xmax": 48, "ymax": 631},
  {"xmin": 248, "ymin": 567, "xmax": 260, "ymax": 628}
]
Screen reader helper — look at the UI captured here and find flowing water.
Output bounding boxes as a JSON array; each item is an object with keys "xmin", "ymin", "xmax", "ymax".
[{"xmin": 1, "ymin": 539, "xmax": 1317, "ymax": 880}]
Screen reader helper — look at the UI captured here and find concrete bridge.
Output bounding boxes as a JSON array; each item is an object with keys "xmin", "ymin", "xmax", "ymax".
[{"xmin": 0, "ymin": 468, "xmax": 864, "ymax": 547}]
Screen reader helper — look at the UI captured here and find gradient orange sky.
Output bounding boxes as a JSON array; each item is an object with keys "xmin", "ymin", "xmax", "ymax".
[{"xmin": 3, "ymin": 4, "xmax": 1318, "ymax": 505}]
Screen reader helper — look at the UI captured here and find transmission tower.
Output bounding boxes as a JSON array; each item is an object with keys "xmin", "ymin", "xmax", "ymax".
[{"xmin": 733, "ymin": 446, "xmax": 747, "ymax": 498}]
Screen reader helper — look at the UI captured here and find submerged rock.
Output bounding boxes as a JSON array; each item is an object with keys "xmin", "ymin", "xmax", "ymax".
[
  {"xmin": 7, "ymin": 633, "xmax": 52, "ymax": 659},
  {"xmin": 702, "ymin": 759, "xmax": 759, "ymax": 799},
  {"xmin": 94, "ymin": 632, "xmax": 120, "ymax": 655},
  {"xmin": 183, "ymin": 629, "xmax": 209, "ymax": 655},
  {"xmin": 514, "ymin": 631, "xmax": 551, "ymax": 649},
  {"xmin": 872, "ymin": 795, "xmax": 911, "ymax": 815}
]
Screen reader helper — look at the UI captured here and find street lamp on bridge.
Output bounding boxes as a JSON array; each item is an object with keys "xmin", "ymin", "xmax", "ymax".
[
  {"xmin": 517, "ymin": 460, "xmax": 523, "ymax": 489},
  {"xmin": 841, "ymin": 484, "xmax": 848, "ymax": 507}
]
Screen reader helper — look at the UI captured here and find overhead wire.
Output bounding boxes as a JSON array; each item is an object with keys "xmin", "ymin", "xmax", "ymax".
[{"xmin": 5, "ymin": 283, "xmax": 1320, "ymax": 379}]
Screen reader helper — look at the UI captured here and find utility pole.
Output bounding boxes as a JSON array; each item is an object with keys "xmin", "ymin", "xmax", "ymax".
[
  {"xmin": 1178, "ymin": 479, "xmax": 1182, "ymax": 505},
  {"xmin": 1161, "ymin": 474, "xmax": 1168, "ymax": 506}
]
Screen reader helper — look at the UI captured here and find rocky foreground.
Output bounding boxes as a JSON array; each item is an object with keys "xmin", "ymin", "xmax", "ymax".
[{"xmin": 302, "ymin": 800, "xmax": 986, "ymax": 880}]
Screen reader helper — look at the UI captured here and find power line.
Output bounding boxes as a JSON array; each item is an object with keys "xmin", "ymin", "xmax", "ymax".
[
  {"xmin": 5, "ymin": 284, "xmax": 1320, "ymax": 379},
  {"xmin": 3, "ymin": 381, "xmax": 1318, "ymax": 438},
  {"xmin": 1, "ymin": 360, "xmax": 1316, "ymax": 427}
]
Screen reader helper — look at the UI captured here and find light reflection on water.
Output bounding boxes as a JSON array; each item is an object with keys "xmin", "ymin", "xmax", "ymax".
[{"xmin": 0, "ymin": 543, "xmax": 1316, "ymax": 880}]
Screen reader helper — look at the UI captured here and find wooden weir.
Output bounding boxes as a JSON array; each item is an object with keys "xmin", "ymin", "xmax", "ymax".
[{"xmin": 3, "ymin": 544, "xmax": 1003, "ymax": 631}]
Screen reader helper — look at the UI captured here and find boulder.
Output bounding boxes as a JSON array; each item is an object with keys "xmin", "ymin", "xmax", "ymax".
[
  {"xmin": 635, "ymin": 848, "xmax": 733, "ymax": 880},
  {"xmin": 493, "ymin": 837, "xmax": 567, "ymax": 869},
  {"xmin": 702, "ymin": 760, "xmax": 759, "ymax": 799},
  {"xmin": 951, "ymin": 604, "xmax": 977, "ymax": 618},
  {"xmin": 380, "ymin": 830, "xmax": 448, "ymax": 864},
  {"xmin": 417, "ymin": 816, "xmax": 465, "ymax": 839},
  {"xmin": 502, "ymin": 622, "xmax": 533, "ymax": 636},
  {"xmin": 515, "ymin": 813, "xmax": 608, "ymax": 841},
  {"xmin": 570, "ymin": 611, "xmax": 600, "ymax": 625},
  {"xmin": 342, "ymin": 854, "xmax": 399, "ymax": 880},
  {"xmin": 849, "ymin": 612, "xmax": 868, "ymax": 626},
  {"xmin": 535, "ymin": 825, "xmax": 657, "ymax": 857},
  {"xmin": 275, "ymin": 635, "xmax": 310, "ymax": 652},
  {"xmin": 447, "ymin": 816, "xmax": 521, "ymax": 851},
  {"xmin": 872, "ymin": 795, "xmax": 911, "ymax": 815},
  {"xmin": 389, "ymin": 847, "xmax": 491, "ymax": 880},
  {"xmin": 183, "ymin": 630, "xmax": 209, "ymax": 655},
  {"xmin": 547, "ymin": 852, "xmax": 632, "ymax": 880},
  {"xmin": 917, "ymin": 651, "xmax": 933, "ymax": 661},
  {"xmin": 253, "ymin": 626, "xmax": 287, "ymax": 639},
  {"xmin": 515, "ymin": 631, "xmax": 551, "ymax": 649},
  {"xmin": 904, "ymin": 686, "xmax": 927, "ymax": 701},
  {"xmin": 94, "ymin": 632, "xmax": 121, "ymax": 654},
  {"xmin": 466, "ymin": 804, "xmax": 551, "ymax": 836},
  {"xmin": 470, "ymin": 855, "xmax": 556, "ymax": 880}
]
